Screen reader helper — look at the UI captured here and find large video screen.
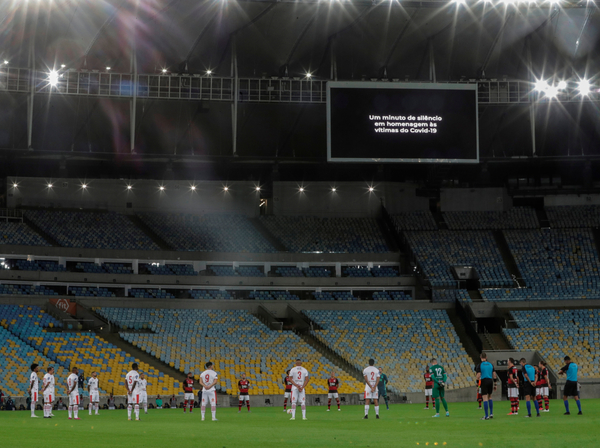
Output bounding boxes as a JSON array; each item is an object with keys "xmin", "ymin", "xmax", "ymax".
[{"xmin": 327, "ymin": 82, "xmax": 479, "ymax": 163}]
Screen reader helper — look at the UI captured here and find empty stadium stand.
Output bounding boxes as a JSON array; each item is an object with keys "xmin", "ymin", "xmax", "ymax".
[
  {"xmin": 432, "ymin": 289, "xmax": 472, "ymax": 303},
  {"xmin": 0, "ymin": 284, "xmax": 59, "ymax": 296},
  {"xmin": 4, "ymin": 259, "xmax": 66, "ymax": 272},
  {"xmin": 406, "ymin": 231, "xmax": 514, "ymax": 288},
  {"xmin": 504, "ymin": 309, "xmax": 600, "ymax": 378},
  {"xmin": 392, "ymin": 211, "xmax": 438, "ymax": 231},
  {"xmin": 0, "ymin": 222, "xmax": 50, "ymax": 246},
  {"xmin": 260, "ymin": 216, "xmax": 389, "ymax": 253},
  {"xmin": 138, "ymin": 212, "xmax": 276, "ymax": 253},
  {"xmin": 25, "ymin": 210, "xmax": 160, "ymax": 250},
  {"xmin": 303, "ymin": 309, "xmax": 475, "ymax": 393},
  {"xmin": 444, "ymin": 209, "xmax": 539, "ymax": 230},
  {"xmin": 95, "ymin": 308, "xmax": 364, "ymax": 395},
  {"xmin": 546, "ymin": 205, "xmax": 600, "ymax": 228}
]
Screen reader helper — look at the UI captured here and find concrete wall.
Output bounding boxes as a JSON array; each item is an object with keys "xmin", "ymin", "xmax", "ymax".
[
  {"xmin": 544, "ymin": 194, "xmax": 600, "ymax": 207},
  {"xmin": 382, "ymin": 183, "xmax": 430, "ymax": 214},
  {"xmin": 7, "ymin": 178, "xmax": 260, "ymax": 216},
  {"xmin": 440, "ymin": 188, "xmax": 511, "ymax": 212}
]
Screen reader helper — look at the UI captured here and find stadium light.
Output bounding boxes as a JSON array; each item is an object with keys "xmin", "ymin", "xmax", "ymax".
[
  {"xmin": 159, "ymin": 186, "xmax": 165, "ymax": 191},
  {"xmin": 3, "ymin": 60, "xmax": 7, "ymax": 65},
  {"xmin": 255, "ymin": 186, "xmax": 261, "ymax": 192},
  {"xmin": 47, "ymin": 183, "xmax": 53, "ymax": 188},
  {"xmin": 223, "ymin": 186, "xmax": 229, "ymax": 191},
  {"xmin": 126, "ymin": 185, "xmax": 132, "ymax": 190},
  {"xmin": 190, "ymin": 185, "xmax": 196, "ymax": 191},
  {"xmin": 545, "ymin": 85, "xmax": 559, "ymax": 99},
  {"xmin": 12, "ymin": 183, "xmax": 17, "ymax": 188},
  {"xmin": 206, "ymin": 70, "xmax": 212, "ymax": 75},
  {"xmin": 81, "ymin": 183, "xmax": 87, "ymax": 189},
  {"xmin": 368, "ymin": 187, "xmax": 374, "ymax": 192},
  {"xmin": 534, "ymin": 79, "xmax": 548, "ymax": 92},
  {"xmin": 331, "ymin": 187, "xmax": 337, "ymax": 192},
  {"xmin": 557, "ymin": 80, "xmax": 567, "ymax": 90},
  {"xmin": 61, "ymin": 64, "xmax": 66, "ymax": 68},
  {"xmin": 162, "ymin": 68, "xmax": 167, "ymax": 74},
  {"xmin": 106, "ymin": 67, "xmax": 111, "ymax": 71},
  {"xmin": 579, "ymin": 79, "xmax": 591, "ymax": 96},
  {"xmin": 299, "ymin": 187, "xmax": 305, "ymax": 192},
  {"xmin": 306, "ymin": 72, "xmax": 312, "ymax": 79},
  {"xmin": 48, "ymin": 70, "xmax": 59, "ymax": 87},
  {"xmin": 452, "ymin": 0, "xmax": 466, "ymax": 5}
]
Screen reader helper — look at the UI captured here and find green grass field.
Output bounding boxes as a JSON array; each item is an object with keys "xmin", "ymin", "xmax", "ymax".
[{"xmin": 2, "ymin": 400, "xmax": 598, "ymax": 448}]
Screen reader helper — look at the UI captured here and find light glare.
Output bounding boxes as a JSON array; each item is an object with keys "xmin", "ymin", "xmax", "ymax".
[
  {"xmin": 557, "ymin": 80, "xmax": 567, "ymax": 90},
  {"xmin": 191, "ymin": 186, "xmax": 196, "ymax": 191},
  {"xmin": 331, "ymin": 187, "xmax": 337, "ymax": 192},
  {"xmin": 47, "ymin": 183, "xmax": 53, "ymax": 188},
  {"xmin": 299, "ymin": 187, "xmax": 304, "ymax": 192},
  {"xmin": 207, "ymin": 70, "xmax": 212, "ymax": 75},
  {"xmin": 368, "ymin": 187, "xmax": 374, "ymax": 192},
  {"xmin": 127, "ymin": 185, "xmax": 132, "ymax": 190},
  {"xmin": 579, "ymin": 80, "xmax": 591, "ymax": 96},
  {"xmin": 12, "ymin": 183, "xmax": 17, "ymax": 188},
  {"xmin": 534, "ymin": 80, "xmax": 548, "ymax": 92},
  {"xmin": 81, "ymin": 184, "xmax": 87, "ymax": 189},
  {"xmin": 223, "ymin": 186, "xmax": 229, "ymax": 191},
  {"xmin": 159, "ymin": 186, "xmax": 165, "ymax": 191},
  {"xmin": 545, "ymin": 86, "xmax": 559, "ymax": 99},
  {"xmin": 255, "ymin": 186, "xmax": 260, "ymax": 191},
  {"xmin": 49, "ymin": 70, "xmax": 59, "ymax": 87}
]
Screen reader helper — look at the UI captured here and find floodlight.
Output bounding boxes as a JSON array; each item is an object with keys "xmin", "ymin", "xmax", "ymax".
[
  {"xmin": 81, "ymin": 184, "xmax": 87, "ymax": 189},
  {"xmin": 223, "ymin": 186, "xmax": 229, "ymax": 191},
  {"xmin": 255, "ymin": 186, "xmax": 261, "ymax": 191},
  {"xmin": 368, "ymin": 187, "xmax": 374, "ymax": 192},
  {"xmin": 162, "ymin": 69, "xmax": 167, "ymax": 73},
  {"xmin": 206, "ymin": 70, "xmax": 212, "ymax": 75},
  {"xmin": 61, "ymin": 64, "xmax": 66, "ymax": 68},
  {"xmin": 578, "ymin": 79, "xmax": 591, "ymax": 96},
  {"xmin": 3, "ymin": 60, "xmax": 8, "ymax": 65},
  {"xmin": 12, "ymin": 183, "xmax": 17, "ymax": 188},
  {"xmin": 331, "ymin": 187, "xmax": 337, "ymax": 192},
  {"xmin": 159, "ymin": 186, "xmax": 165, "ymax": 191},
  {"xmin": 47, "ymin": 183, "xmax": 53, "ymax": 188},
  {"xmin": 557, "ymin": 80, "xmax": 567, "ymax": 90},
  {"xmin": 191, "ymin": 186, "xmax": 196, "ymax": 191},
  {"xmin": 306, "ymin": 73, "xmax": 312, "ymax": 78},
  {"xmin": 127, "ymin": 185, "xmax": 132, "ymax": 190},
  {"xmin": 48, "ymin": 70, "xmax": 59, "ymax": 87},
  {"xmin": 106, "ymin": 67, "xmax": 111, "ymax": 71},
  {"xmin": 534, "ymin": 80, "xmax": 548, "ymax": 92},
  {"xmin": 299, "ymin": 187, "xmax": 304, "ymax": 192},
  {"xmin": 453, "ymin": 0, "xmax": 466, "ymax": 4}
]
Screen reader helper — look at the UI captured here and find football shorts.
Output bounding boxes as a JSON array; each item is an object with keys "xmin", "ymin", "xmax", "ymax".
[
  {"xmin": 89, "ymin": 391, "xmax": 99, "ymax": 402},
  {"xmin": 364, "ymin": 388, "xmax": 379, "ymax": 400},
  {"xmin": 291, "ymin": 388, "xmax": 306, "ymax": 404},
  {"xmin": 127, "ymin": 393, "xmax": 140, "ymax": 405},
  {"xmin": 239, "ymin": 394, "xmax": 250, "ymax": 402},
  {"xmin": 69, "ymin": 392, "xmax": 80, "ymax": 407},
  {"xmin": 328, "ymin": 393, "xmax": 339, "ymax": 399},
  {"xmin": 536, "ymin": 387, "xmax": 549, "ymax": 397},
  {"xmin": 424, "ymin": 389, "xmax": 432, "ymax": 397},
  {"xmin": 201, "ymin": 390, "xmax": 217, "ymax": 406},
  {"xmin": 507, "ymin": 386, "xmax": 519, "ymax": 398},
  {"xmin": 184, "ymin": 393, "xmax": 195, "ymax": 401}
]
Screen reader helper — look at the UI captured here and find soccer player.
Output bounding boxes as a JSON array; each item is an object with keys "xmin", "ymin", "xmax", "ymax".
[
  {"xmin": 475, "ymin": 353, "xmax": 498, "ymax": 420},
  {"xmin": 200, "ymin": 361, "xmax": 219, "ymax": 421},
  {"xmin": 558, "ymin": 356, "xmax": 582, "ymax": 415},
  {"xmin": 283, "ymin": 370, "xmax": 293, "ymax": 412},
  {"xmin": 67, "ymin": 366, "xmax": 80, "ymax": 420},
  {"xmin": 42, "ymin": 366, "xmax": 55, "ymax": 418},
  {"xmin": 28, "ymin": 363, "xmax": 40, "ymax": 418},
  {"xmin": 183, "ymin": 372, "xmax": 195, "ymax": 413},
  {"xmin": 289, "ymin": 358, "xmax": 310, "ymax": 421},
  {"xmin": 139, "ymin": 372, "xmax": 148, "ymax": 414},
  {"xmin": 327, "ymin": 371, "xmax": 341, "ymax": 411},
  {"xmin": 87, "ymin": 371, "xmax": 100, "ymax": 416},
  {"xmin": 520, "ymin": 358, "xmax": 540, "ymax": 418},
  {"xmin": 429, "ymin": 358, "xmax": 449, "ymax": 418},
  {"xmin": 423, "ymin": 366, "xmax": 435, "ymax": 410},
  {"xmin": 126, "ymin": 362, "xmax": 141, "ymax": 421},
  {"xmin": 238, "ymin": 373, "xmax": 251, "ymax": 412},
  {"xmin": 378, "ymin": 367, "xmax": 389, "ymax": 410},
  {"xmin": 363, "ymin": 358, "xmax": 380, "ymax": 419},
  {"xmin": 507, "ymin": 358, "xmax": 519, "ymax": 415},
  {"xmin": 536, "ymin": 362, "xmax": 550, "ymax": 412}
]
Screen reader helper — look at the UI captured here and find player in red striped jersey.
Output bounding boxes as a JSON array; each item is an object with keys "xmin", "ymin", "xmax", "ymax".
[
  {"xmin": 183, "ymin": 372, "xmax": 194, "ymax": 413},
  {"xmin": 327, "ymin": 372, "xmax": 341, "ymax": 411},
  {"xmin": 423, "ymin": 367, "xmax": 435, "ymax": 410},
  {"xmin": 283, "ymin": 370, "xmax": 292, "ymax": 412},
  {"xmin": 537, "ymin": 361, "xmax": 551, "ymax": 412},
  {"xmin": 238, "ymin": 373, "xmax": 251, "ymax": 413},
  {"xmin": 507, "ymin": 357, "xmax": 519, "ymax": 415}
]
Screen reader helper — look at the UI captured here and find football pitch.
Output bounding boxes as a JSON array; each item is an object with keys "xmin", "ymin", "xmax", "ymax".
[{"xmin": 2, "ymin": 400, "xmax": 598, "ymax": 448}]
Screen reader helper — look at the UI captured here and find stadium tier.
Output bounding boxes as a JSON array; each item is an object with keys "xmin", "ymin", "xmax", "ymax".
[
  {"xmin": 209, "ymin": 265, "xmax": 239, "ymax": 276},
  {"xmin": 546, "ymin": 205, "xmax": 600, "ymax": 228},
  {"xmin": 129, "ymin": 288, "xmax": 176, "ymax": 299},
  {"xmin": 274, "ymin": 266, "xmax": 305, "ymax": 277},
  {"xmin": 190, "ymin": 290, "xmax": 233, "ymax": 300},
  {"xmin": 392, "ymin": 211, "xmax": 438, "ymax": 231},
  {"xmin": 343, "ymin": 266, "xmax": 372, "ymax": 277},
  {"xmin": 504, "ymin": 309, "xmax": 600, "ymax": 378},
  {"xmin": 304, "ymin": 267, "xmax": 332, "ymax": 277},
  {"xmin": 140, "ymin": 263, "xmax": 197, "ymax": 276},
  {"xmin": 303, "ymin": 309, "xmax": 475, "ymax": 393},
  {"xmin": 371, "ymin": 266, "xmax": 400, "ymax": 277},
  {"xmin": 0, "ymin": 222, "xmax": 50, "ymax": 246},
  {"xmin": 504, "ymin": 228, "xmax": 600, "ymax": 289},
  {"xmin": 480, "ymin": 287, "xmax": 600, "ymax": 301},
  {"xmin": 432, "ymin": 289, "xmax": 472, "ymax": 303},
  {"xmin": 25, "ymin": 210, "xmax": 160, "ymax": 250},
  {"xmin": 0, "ymin": 304, "xmax": 179, "ymax": 397},
  {"xmin": 248, "ymin": 291, "xmax": 300, "ymax": 300},
  {"xmin": 69, "ymin": 287, "xmax": 116, "ymax": 298},
  {"xmin": 4, "ymin": 259, "xmax": 66, "ymax": 272},
  {"xmin": 0, "ymin": 284, "xmax": 59, "ymax": 296},
  {"xmin": 95, "ymin": 307, "xmax": 364, "ymax": 395},
  {"xmin": 137, "ymin": 212, "xmax": 276, "ymax": 253},
  {"xmin": 406, "ymin": 230, "xmax": 513, "ymax": 287},
  {"xmin": 259, "ymin": 216, "xmax": 389, "ymax": 253},
  {"xmin": 443, "ymin": 209, "xmax": 539, "ymax": 230}
]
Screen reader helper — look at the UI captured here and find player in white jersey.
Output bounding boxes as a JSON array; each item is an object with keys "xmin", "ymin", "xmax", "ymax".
[
  {"xmin": 200, "ymin": 361, "xmax": 219, "ymax": 421},
  {"xmin": 126, "ymin": 362, "xmax": 141, "ymax": 421},
  {"xmin": 363, "ymin": 358, "xmax": 380, "ymax": 419},
  {"xmin": 67, "ymin": 367, "xmax": 80, "ymax": 420},
  {"xmin": 138, "ymin": 373, "xmax": 148, "ymax": 414},
  {"xmin": 28, "ymin": 363, "xmax": 40, "ymax": 418},
  {"xmin": 88, "ymin": 371, "xmax": 100, "ymax": 416},
  {"xmin": 42, "ymin": 366, "xmax": 55, "ymax": 418},
  {"xmin": 288, "ymin": 358, "xmax": 310, "ymax": 421}
]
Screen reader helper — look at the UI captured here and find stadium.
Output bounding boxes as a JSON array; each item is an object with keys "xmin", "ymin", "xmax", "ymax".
[{"xmin": 0, "ymin": 0, "xmax": 599, "ymax": 447}]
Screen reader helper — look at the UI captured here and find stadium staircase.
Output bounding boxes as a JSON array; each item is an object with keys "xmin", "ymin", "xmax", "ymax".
[
  {"xmin": 591, "ymin": 229, "xmax": 600, "ymax": 260},
  {"xmin": 447, "ymin": 308, "xmax": 481, "ymax": 364},
  {"xmin": 22, "ymin": 215, "xmax": 60, "ymax": 246},
  {"xmin": 493, "ymin": 230, "xmax": 525, "ymax": 287},
  {"xmin": 467, "ymin": 290, "xmax": 484, "ymax": 302},
  {"xmin": 535, "ymin": 207, "xmax": 550, "ymax": 228},
  {"xmin": 248, "ymin": 218, "xmax": 288, "ymax": 252},
  {"xmin": 126, "ymin": 215, "xmax": 173, "ymax": 251}
]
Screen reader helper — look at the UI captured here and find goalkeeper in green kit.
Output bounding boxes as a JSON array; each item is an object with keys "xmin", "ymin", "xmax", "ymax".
[{"xmin": 429, "ymin": 358, "xmax": 449, "ymax": 418}]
